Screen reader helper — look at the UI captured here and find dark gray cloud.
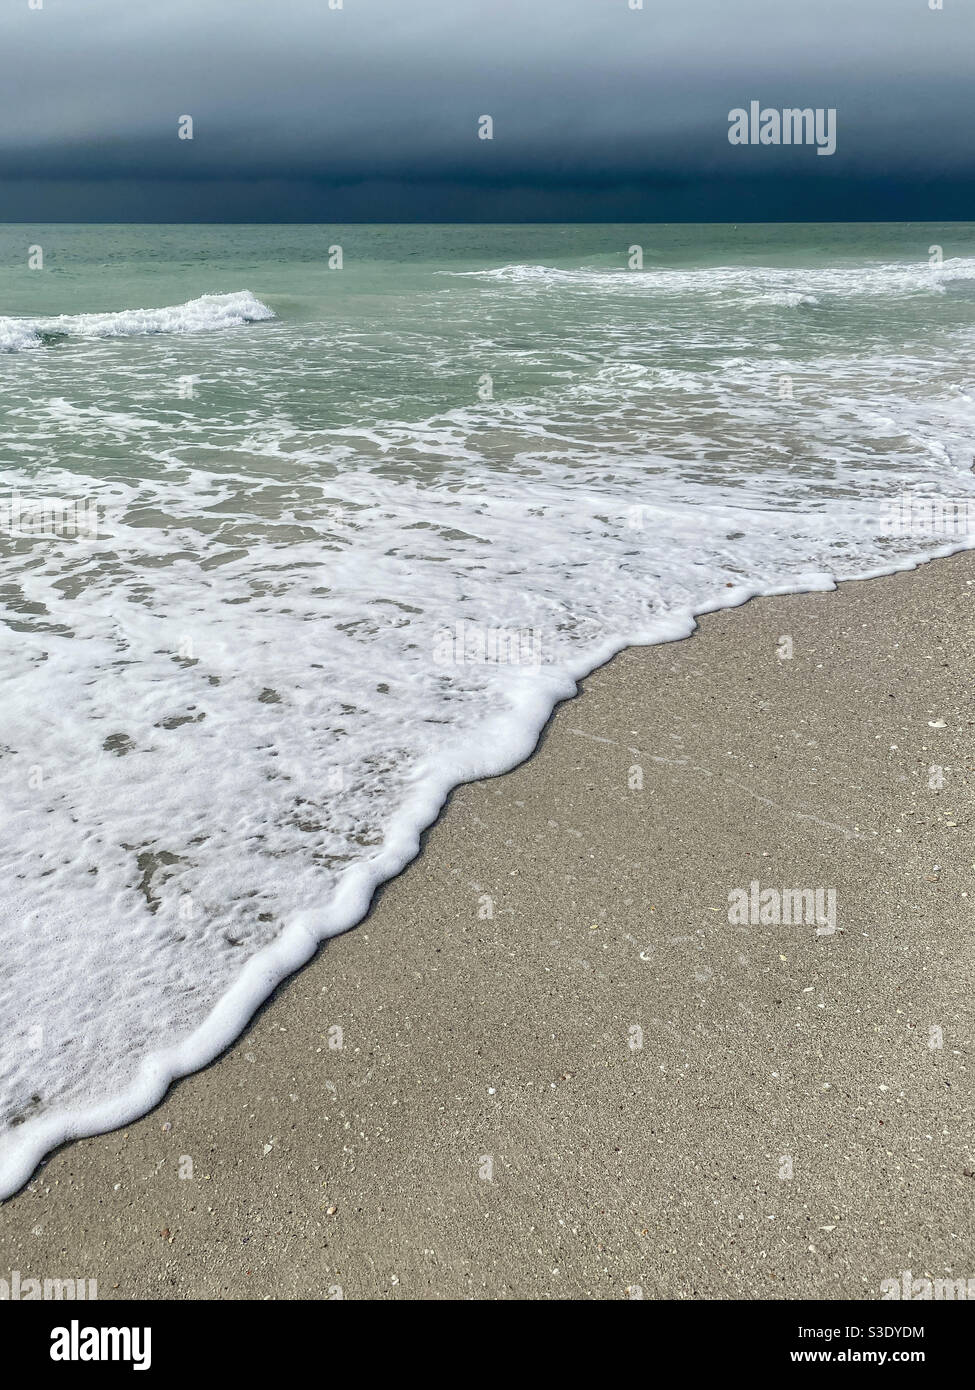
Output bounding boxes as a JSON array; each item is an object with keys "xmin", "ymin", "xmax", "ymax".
[{"xmin": 1, "ymin": 0, "xmax": 972, "ymax": 220}]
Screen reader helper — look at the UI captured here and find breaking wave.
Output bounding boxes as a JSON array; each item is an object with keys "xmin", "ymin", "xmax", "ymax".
[
  {"xmin": 0, "ymin": 291, "xmax": 274, "ymax": 353},
  {"xmin": 440, "ymin": 258, "xmax": 975, "ymax": 305}
]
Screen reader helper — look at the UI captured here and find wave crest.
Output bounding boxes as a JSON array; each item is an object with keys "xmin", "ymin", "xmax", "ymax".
[
  {"xmin": 440, "ymin": 258, "xmax": 975, "ymax": 305},
  {"xmin": 0, "ymin": 291, "xmax": 274, "ymax": 353}
]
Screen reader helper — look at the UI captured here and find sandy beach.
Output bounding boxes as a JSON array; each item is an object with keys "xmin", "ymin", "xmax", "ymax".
[{"xmin": 1, "ymin": 551, "xmax": 972, "ymax": 1301}]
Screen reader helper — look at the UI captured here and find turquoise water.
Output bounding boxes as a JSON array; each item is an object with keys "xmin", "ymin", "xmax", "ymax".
[
  {"xmin": 4, "ymin": 222, "xmax": 975, "ymax": 430},
  {"xmin": 1, "ymin": 223, "xmax": 974, "ymax": 1196}
]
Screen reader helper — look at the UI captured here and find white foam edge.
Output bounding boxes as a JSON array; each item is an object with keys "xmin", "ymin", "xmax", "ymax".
[{"xmin": 1, "ymin": 536, "xmax": 970, "ymax": 1200}]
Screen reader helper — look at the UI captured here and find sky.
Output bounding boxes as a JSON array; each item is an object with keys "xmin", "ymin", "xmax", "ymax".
[{"xmin": 1, "ymin": 0, "xmax": 972, "ymax": 222}]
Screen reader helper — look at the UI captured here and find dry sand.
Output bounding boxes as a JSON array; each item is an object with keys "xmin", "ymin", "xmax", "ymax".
[{"xmin": 1, "ymin": 553, "xmax": 973, "ymax": 1300}]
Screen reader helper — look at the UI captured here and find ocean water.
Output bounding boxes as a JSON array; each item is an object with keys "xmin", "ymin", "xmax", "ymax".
[{"xmin": 1, "ymin": 222, "xmax": 974, "ymax": 1197}]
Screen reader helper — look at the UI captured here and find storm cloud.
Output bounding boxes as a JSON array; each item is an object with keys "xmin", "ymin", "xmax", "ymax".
[{"xmin": 1, "ymin": 0, "xmax": 972, "ymax": 220}]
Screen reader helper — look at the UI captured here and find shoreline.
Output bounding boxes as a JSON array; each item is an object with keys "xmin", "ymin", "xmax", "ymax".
[
  {"xmin": 2, "ymin": 542, "xmax": 968, "ymax": 1205},
  {"xmin": 1, "ymin": 551, "xmax": 973, "ymax": 1299}
]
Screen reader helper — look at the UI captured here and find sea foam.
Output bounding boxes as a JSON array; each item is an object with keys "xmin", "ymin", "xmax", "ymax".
[
  {"xmin": 440, "ymin": 256, "xmax": 975, "ymax": 304},
  {"xmin": 0, "ymin": 291, "xmax": 274, "ymax": 352}
]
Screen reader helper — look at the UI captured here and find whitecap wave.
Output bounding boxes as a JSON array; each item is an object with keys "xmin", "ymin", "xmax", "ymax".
[
  {"xmin": 441, "ymin": 258, "xmax": 975, "ymax": 304},
  {"xmin": 0, "ymin": 291, "xmax": 274, "ymax": 353},
  {"xmin": 0, "ymin": 319, "xmax": 42, "ymax": 353}
]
